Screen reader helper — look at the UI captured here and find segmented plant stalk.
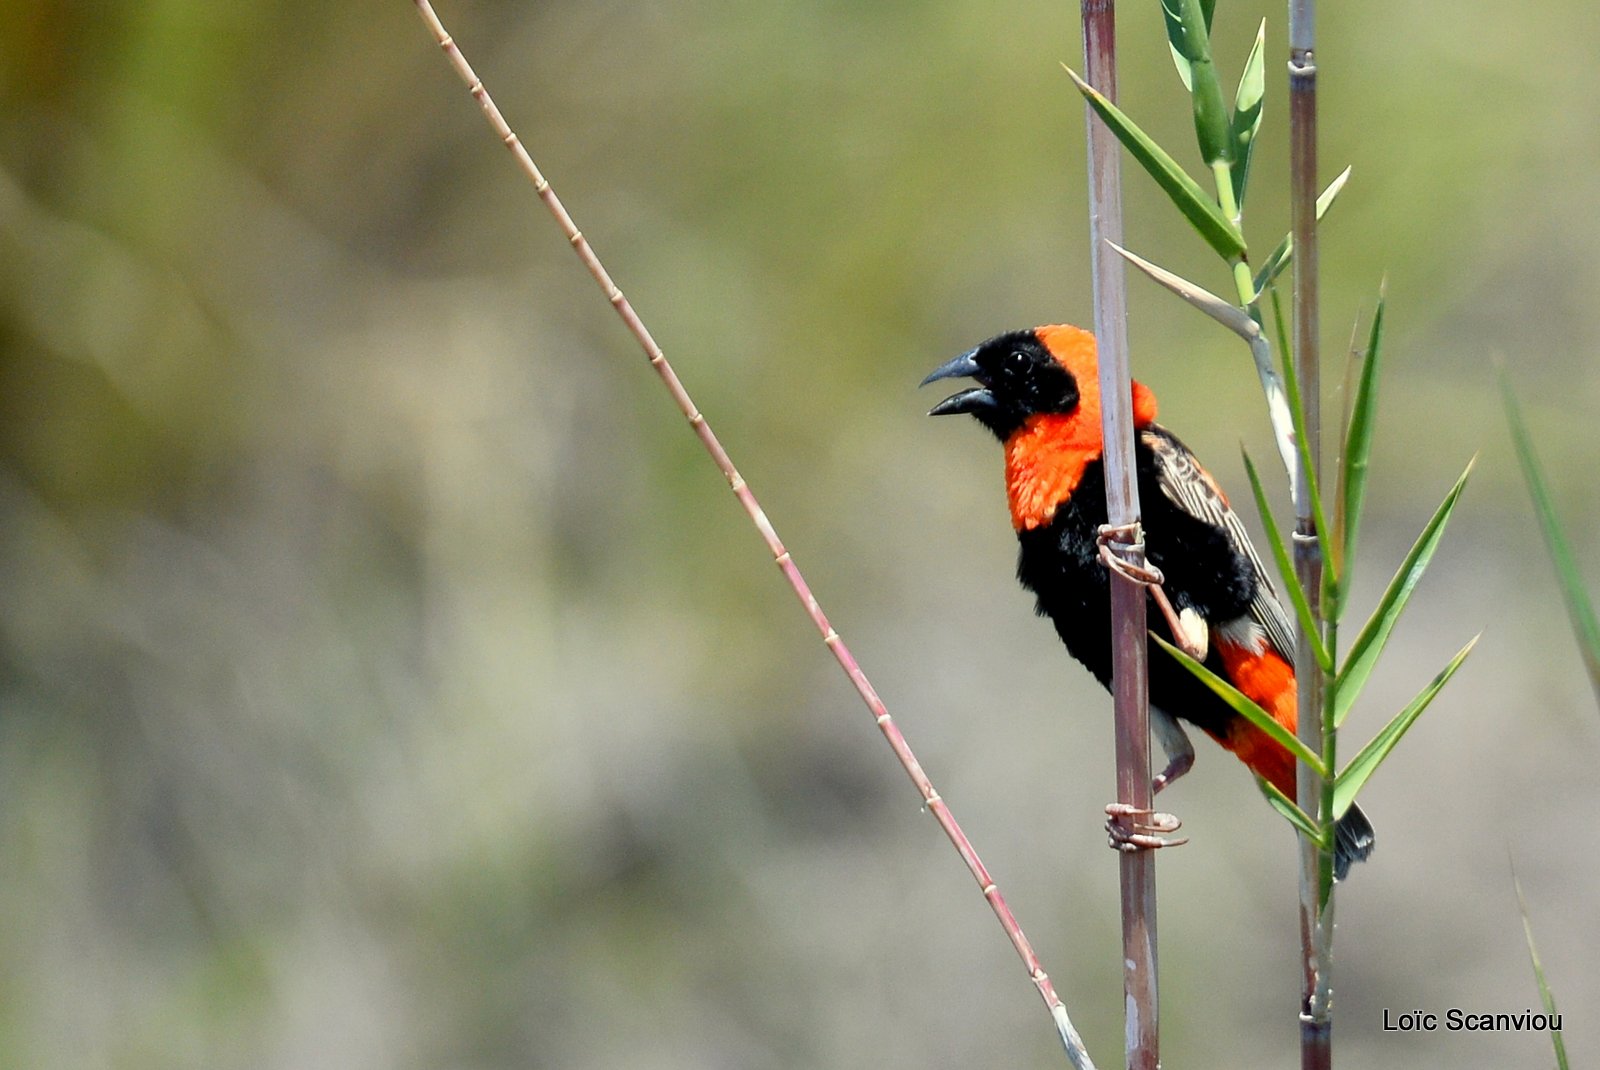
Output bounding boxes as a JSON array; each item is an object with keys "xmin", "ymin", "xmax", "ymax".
[
  {"xmin": 1288, "ymin": 1, "xmax": 1333, "ymax": 1067},
  {"xmin": 1080, "ymin": 3, "xmax": 1160, "ymax": 1069},
  {"xmin": 409, "ymin": 2, "xmax": 1096, "ymax": 1064}
]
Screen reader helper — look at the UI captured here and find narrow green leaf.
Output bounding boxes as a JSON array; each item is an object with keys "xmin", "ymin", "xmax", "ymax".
[
  {"xmin": 1513, "ymin": 866, "xmax": 1571, "ymax": 1070},
  {"xmin": 1169, "ymin": 0, "xmax": 1232, "ymax": 168},
  {"xmin": 1229, "ymin": 20, "xmax": 1267, "ymax": 210},
  {"xmin": 1501, "ymin": 371, "xmax": 1600, "ymax": 708},
  {"xmin": 1250, "ymin": 167, "xmax": 1353, "ymax": 298},
  {"xmin": 1335, "ymin": 458, "xmax": 1474, "ymax": 725},
  {"xmin": 1316, "ymin": 166, "xmax": 1353, "ymax": 219},
  {"xmin": 1329, "ymin": 313, "xmax": 1363, "ymax": 586},
  {"xmin": 1161, "ymin": 0, "xmax": 1216, "ymax": 90},
  {"xmin": 1065, "ymin": 66, "xmax": 1246, "ymax": 259},
  {"xmin": 1242, "ymin": 448, "xmax": 1332, "ymax": 672},
  {"xmin": 1326, "ymin": 320, "xmax": 1362, "ymax": 600},
  {"xmin": 1337, "ymin": 454, "xmax": 1472, "ymax": 722},
  {"xmin": 1333, "ymin": 635, "xmax": 1478, "ymax": 816},
  {"xmin": 1336, "ymin": 291, "xmax": 1385, "ymax": 602},
  {"xmin": 1151, "ymin": 634, "xmax": 1326, "ymax": 773},
  {"xmin": 1269, "ymin": 283, "xmax": 1292, "ymax": 364},
  {"xmin": 1252, "ymin": 236, "xmax": 1293, "ymax": 304},
  {"xmin": 1257, "ymin": 775, "xmax": 1326, "ymax": 844}
]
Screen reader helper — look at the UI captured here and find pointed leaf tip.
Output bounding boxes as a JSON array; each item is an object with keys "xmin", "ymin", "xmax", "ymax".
[
  {"xmin": 1065, "ymin": 65, "xmax": 1246, "ymax": 259},
  {"xmin": 1337, "ymin": 290, "xmax": 1387, "ymax": 604},
  {"xmin": 1501, "ymin": 377, "xmax": 1600, "ymax": 704},
  {"xmin": 1334, "ymin": 634, "xmax": 1478, "ymax": 816},
  {"xmin": 1336, "ymin": 459, "xmax": 1475, "ymax": 724},
  {"xmin": 1111, "ymin": 242, "xmax": 1259, "ymax": 341},
  {"xmin": 1229, "ymin": 20, "xmax": 1267, "ymax": 210},
  {"xmin": 1252, "ymin": 169, "xmax": 1353, "ymax": 299}
]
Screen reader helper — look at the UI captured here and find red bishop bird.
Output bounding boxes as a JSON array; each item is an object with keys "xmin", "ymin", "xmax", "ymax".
[{"xmin": 923, "ymin": 323, "xmax": 1374, "ymax": 879}]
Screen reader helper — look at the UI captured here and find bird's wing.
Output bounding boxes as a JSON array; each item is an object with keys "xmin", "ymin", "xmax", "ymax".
[{"xmin": 1141, "ymin": 424, "xmax": 1297, "ymax": 660}]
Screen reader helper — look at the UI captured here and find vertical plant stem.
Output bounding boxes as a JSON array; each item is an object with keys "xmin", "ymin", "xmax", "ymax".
[
  {"xmin": 1289, "ymin": 1, "xmax": 1332, "ymax": 1068},
  {"xmin": 410, "ymin": 2, "xmax": 1098, "ymax": 1064},
  {"xmin": 1080, "ymin": 4, "xmax": 1159, "ymax": 1069}
]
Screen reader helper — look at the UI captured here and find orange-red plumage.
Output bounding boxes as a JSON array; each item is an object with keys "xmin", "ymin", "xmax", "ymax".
[
  {"xmin": 1213, "ymin": 639, "xmax": 1298, "ymax": 796},
  {"xmin": 1004, "ymin": 325, "xmax": 1157, "ymax": 531},
  {"xmin": 923, "ymin": 323, "xmax": 1375, "ymax": 877}
]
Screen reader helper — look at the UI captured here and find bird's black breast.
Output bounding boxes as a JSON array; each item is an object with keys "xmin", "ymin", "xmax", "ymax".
[{"xmin": 1014, "ymin": 435, "xmax": 1260, "ymax": 739}]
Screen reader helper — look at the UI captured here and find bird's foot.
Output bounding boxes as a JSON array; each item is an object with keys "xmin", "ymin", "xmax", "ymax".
[
  {"xmin": 1095, "ymin": 523, "xmax": 1163, "ymax": 585},
  {"xmin": 1095, "ymin": 524, "xmax": 1209, "ymax": 660},
  {"xmin": 1105, "ymin": 803, "xmax": 1188, "ymax": 852}
]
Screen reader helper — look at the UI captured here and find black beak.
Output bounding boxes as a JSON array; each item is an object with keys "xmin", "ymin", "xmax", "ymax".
[{"xmin": 921, "ymin": 349, "xmax": 996, "ymax": 417}]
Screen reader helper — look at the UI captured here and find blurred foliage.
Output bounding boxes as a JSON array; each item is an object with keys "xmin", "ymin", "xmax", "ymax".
[
  {"xmin": 1502, "ymin": 369, "xmax": 1600, "ymax": 708},
  {"xmin": 1, "ymin": 2, "xmax": 1598, "ymax": 1068},
  {"xmin": 1514, "ymin": 866, "xmax": 1570, "ymax": 1070}
]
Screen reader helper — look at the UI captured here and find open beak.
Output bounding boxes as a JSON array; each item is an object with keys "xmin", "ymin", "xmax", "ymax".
[{"xmin": 920, "ymin": 349, "xmax": 995, "ymax": 417}]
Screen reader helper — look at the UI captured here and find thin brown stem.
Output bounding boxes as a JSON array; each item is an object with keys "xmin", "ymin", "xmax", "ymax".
[
  {"xmin": 409, "ymin": 2, "xmax": 1095, "ymax": 1064},
  {"xmin": 1289, "ymin": 1, "xmax": 1332, "ymax": 1068},
  {"xmin": 1080, "ymin": 3, "xmax": 1158, "ymax": 1069}
]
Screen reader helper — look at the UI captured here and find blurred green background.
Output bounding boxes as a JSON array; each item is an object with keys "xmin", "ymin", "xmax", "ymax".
[{"xmin": 2, "ymin": 1, "xmax": 1596, "ymax": 1067}]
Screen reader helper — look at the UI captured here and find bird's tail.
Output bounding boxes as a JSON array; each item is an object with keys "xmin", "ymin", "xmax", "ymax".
[{"xmin": 1334, "ymin": 802, "xmax": 1376, "ymax": 880}]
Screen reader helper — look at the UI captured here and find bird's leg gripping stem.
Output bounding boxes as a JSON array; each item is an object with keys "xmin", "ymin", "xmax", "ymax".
[
  {"xmin": 1096, "ymin": 523, "xmax": 1210, "ymax": 661},
  {"xmin": 1096, "ymin": 523, "xmax": 1194, "ymax": 850}
]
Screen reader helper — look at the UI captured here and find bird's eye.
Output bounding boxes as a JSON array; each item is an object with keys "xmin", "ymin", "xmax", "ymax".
[{"xmin": 1005, "ymin": 350, "xmax": 1029, "ymax": 372}]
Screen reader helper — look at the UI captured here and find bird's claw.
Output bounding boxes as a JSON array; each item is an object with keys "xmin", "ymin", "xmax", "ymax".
[{"xmin": 1105, "ymin": 802, "xmax": 1188, "ymax": 852}]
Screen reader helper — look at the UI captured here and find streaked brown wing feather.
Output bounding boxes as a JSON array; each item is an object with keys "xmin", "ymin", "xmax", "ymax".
[{"xmin": 1142, "ymin": 425, "xmax": 1296, "ymax": 660}]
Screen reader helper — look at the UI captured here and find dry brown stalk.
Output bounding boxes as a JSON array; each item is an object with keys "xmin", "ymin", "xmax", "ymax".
[
  {"xmin": 1079, "ymin": 3, "xmax": 1161, "ymax": 1069},
  {"xmin": 1289, "ymin": 1, "xmax": 1333, "ymax": 1067},
  {"xmin": 408, "ymin": 2, "xmax": 1096, "ymax": 1064}
]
